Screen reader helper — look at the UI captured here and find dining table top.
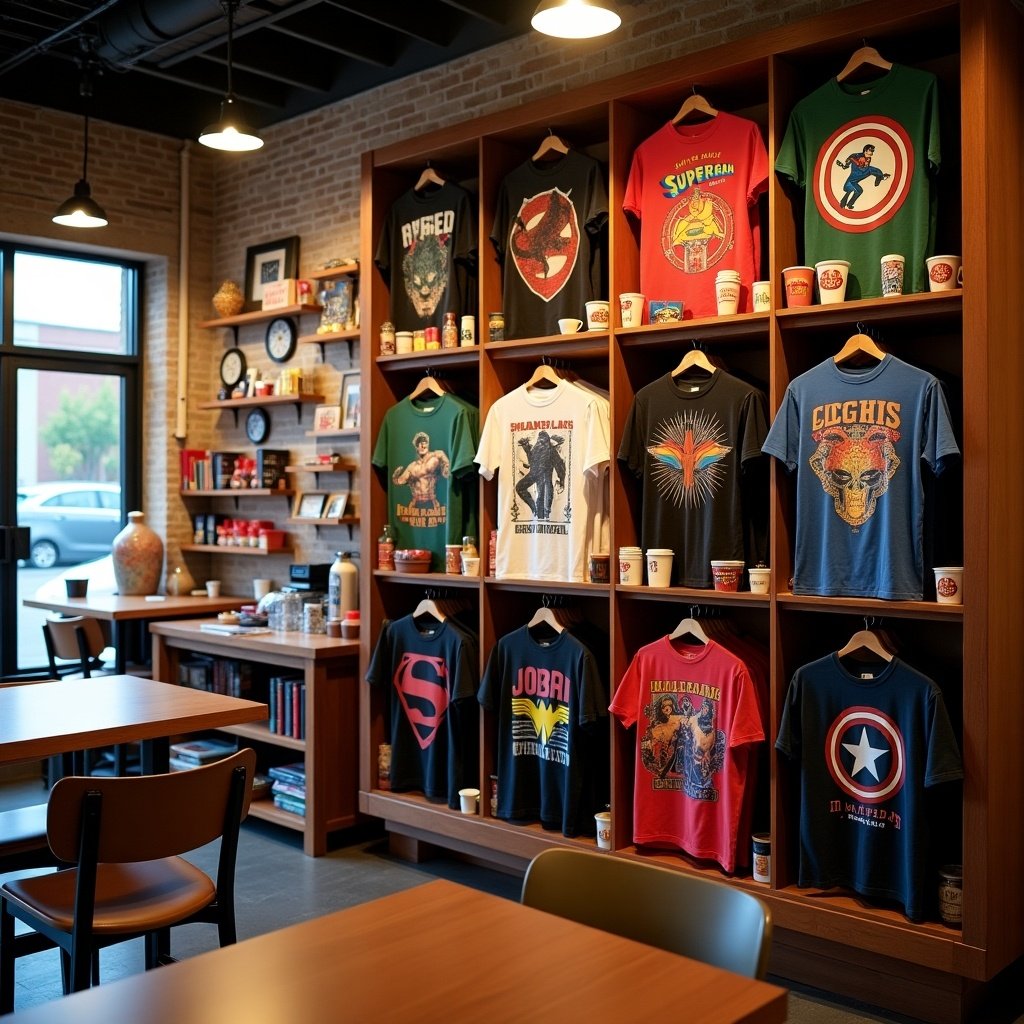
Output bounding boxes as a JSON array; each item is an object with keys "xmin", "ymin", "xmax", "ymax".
[
  {"xmin": 22, "ymin": 591, "xmax": 249, "ymax": 621},
  {"xmin": 0, "ymin": 674, "xmax": 266, "ymax": 767},
  {"xmin": 6, "ymin": 878, "xmax": 787, "ymax": 1023}
]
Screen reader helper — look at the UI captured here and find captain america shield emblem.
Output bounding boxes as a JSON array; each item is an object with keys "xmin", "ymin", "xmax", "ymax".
[
  {"xmin": 824, "ymin": 705, "xmax": 905, "ymax": 803},
  {"xmin": 509, "ymin": 187, "xmax": 580, "ymax": 301},
  {"xmin": 813, "ymin": 116, "xmax": 914, "ymax": 233}
]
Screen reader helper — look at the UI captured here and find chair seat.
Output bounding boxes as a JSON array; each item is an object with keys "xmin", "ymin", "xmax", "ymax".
[{"xmin": 2, "ymin": 858, "xmax": 216, "ymax": 934}]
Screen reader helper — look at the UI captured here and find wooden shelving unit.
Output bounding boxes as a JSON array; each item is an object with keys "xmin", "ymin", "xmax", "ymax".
[{"xmin": 356, "ymin": 3, "xmax": 1023, "ymax": 1020}]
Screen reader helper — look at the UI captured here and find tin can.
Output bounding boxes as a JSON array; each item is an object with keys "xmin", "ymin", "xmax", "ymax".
[
  {"xmin": 488, "ymin": 312, "xmax": 505, "ymax": 342},
  {"xmin": 424, "ymin": 326, "xmax": 441, "ymax": 349},
  {"xmin": 460, "ymin": 315, "xmax": 476, "ymax": 346},
  {"xmin": 412, "ymin": 330, "xmax": 426, "ymax": 352}
]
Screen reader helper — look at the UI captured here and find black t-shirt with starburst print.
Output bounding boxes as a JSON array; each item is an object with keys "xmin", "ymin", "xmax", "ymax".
[{"xmin": 618, "ymin": 370, "xmax": 769, "ymax": 588}]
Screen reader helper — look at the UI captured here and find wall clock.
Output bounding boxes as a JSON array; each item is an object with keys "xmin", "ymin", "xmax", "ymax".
[
  {"xmin": 246, "ymin": 407, "xmax": 271, "ymax": 444},
  {"xmin": 220, "ymin": 347, "xmax": 247, "ymax": 390},
  {"xmin": 265, "ymin": 317, "xmax": 297, "ymax": 363}
]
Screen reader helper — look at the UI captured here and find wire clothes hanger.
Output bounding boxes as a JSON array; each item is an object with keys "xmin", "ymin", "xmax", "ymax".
[
  {"xmin": 834, "ymin": 322, "xmax": 886, "ymax": 366},
  {"xmin": 532, "ymin": 129, "xmax": 569, "ymax": 162},
  {"xmin": 836, "ymin": 42, "xmax": 893, "ymax": 83},
  {"xmin": 414, "ymin": 161, "xmax": 445, "ymax": 192},
  {"xmin": 672, "ymin": 87, "xmax": 719, "ymax": 124}
]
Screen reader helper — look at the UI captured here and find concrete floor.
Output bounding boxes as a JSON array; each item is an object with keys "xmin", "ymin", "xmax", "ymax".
[{"xmin": 1, "ymin": 768, "xmax": 1021, "ymax": 1022}]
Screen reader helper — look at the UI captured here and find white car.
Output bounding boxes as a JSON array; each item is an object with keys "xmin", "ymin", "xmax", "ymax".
[{"xmin": 16, "ymin": 481, "xmax": 122, "ymax": 568}]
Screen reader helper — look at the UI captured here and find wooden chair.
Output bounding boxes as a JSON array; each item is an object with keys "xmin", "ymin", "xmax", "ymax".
[
  {"xmin": 41, "ymin": 615, "xmax": 134, "ymax": 779},
  {"xmin": 0, "ymin": 748, "xmax": 257, "ymax": 1010},
  {"xmin": 521, "ymin": 847, "xmax": 772, "ymax": 979}
]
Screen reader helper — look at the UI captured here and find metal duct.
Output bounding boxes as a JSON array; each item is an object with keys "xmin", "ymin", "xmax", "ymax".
[{"xmin": 94, "ymin": 0, "xmax": 222, "ymax": 67}]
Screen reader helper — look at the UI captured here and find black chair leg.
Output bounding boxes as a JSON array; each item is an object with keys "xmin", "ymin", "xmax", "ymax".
[
  {"xmin": 58, "ymin": 949, "xmax": 70, "ymax": 996},
  {"xmin": 69, "ymin": 940, "xmax": 91, "ymax": 993}
]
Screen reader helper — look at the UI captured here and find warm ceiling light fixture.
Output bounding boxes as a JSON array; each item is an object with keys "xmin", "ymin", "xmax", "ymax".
[
  {"xmin": 52, "ymin": 62, "xmax": 107, "ymax": 228},
  {"xmin": 531, "ymin": 0, "xmax": 622, "ymax": 39},
  {"xmin": 199, "ymin": 0, "xmax": 264, "ymax": 152}
]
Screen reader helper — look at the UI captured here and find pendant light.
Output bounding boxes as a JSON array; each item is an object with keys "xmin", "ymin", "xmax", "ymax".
[
  {"xmin": 531, "ymin": 0, "xmax": 622, "ymax": 39},
  {"xmin": 52, "ymin": 66, "xmax": 107, "ymax": 229},
  {"xmin": 199, "ymin": 0, "xmax": 264, "ymax": 152}
]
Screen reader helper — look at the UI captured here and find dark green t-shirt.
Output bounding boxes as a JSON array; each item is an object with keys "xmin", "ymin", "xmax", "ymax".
[{"xmin": 775, "ymin": 64, "xmax": 941, "ymax": 299}]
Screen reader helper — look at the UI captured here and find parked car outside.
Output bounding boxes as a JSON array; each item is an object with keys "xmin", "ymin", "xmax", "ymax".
[{"xmin": 16, "ymin": 482, "xmax": 122, "ymax": 568}]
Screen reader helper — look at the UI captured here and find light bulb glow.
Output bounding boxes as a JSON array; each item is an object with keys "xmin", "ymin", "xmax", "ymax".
[{"xmin": 532, "ymin": 0, "xmax": 621, "ymax": 39}]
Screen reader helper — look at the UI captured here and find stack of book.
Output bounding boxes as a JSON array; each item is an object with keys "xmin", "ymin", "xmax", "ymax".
[
  {"xmin": 169, "ymin": 737, "xmax": 238, "ymax": 773},
  {"xmin": 269, "ymin": 762, "xmax": 306, "ymax": 817},
  {"xmin": 268, "ymin": 676, "xmax": 306, "ymax": 739},
  {"xmin": 178, "ymin": 657, "xmax": 252, "ymax": 697}
]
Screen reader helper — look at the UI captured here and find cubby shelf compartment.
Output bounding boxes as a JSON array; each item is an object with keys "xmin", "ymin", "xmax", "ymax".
[
  {"xmin": 485, "ymin": 333, "xmax": 608, "ymax": 363},
  {"xmin": 776, "ymin": 592, "xmax": 964, "ymax": 622},
  {"xmin": 217, "ymin": 720, "xmax": 305, "ymax": 753},
  {"xmin": 374, "ymin": 569, "xmax": 481, "ymax": 588},
  {"xmin": 774, "ymin": 291, "xmax": 963, "ymax": 333},
  {"xmin": 376, "ymin": 347, "xmax": 480, "ymax": 372}
]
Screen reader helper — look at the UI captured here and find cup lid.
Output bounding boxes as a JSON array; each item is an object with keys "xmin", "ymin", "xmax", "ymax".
[
  {"xmin": 647, "ymin": 548, "xmax": 675, "ymax": 555},
  {"xmin": 711, "ymin": 560, "xmax": 745, "ymax": 566},
  {"xmin": 814, "ymin": 259, "xmax": 851, "ymax": 268},
  {"xmin": 933, "ymin": 566, "xmax": 964, "ymax": 572}
]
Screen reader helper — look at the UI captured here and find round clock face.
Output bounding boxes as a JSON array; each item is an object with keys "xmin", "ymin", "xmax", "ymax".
[
  {"xmin": 220, "ymin": 347, "xmax": 246, "ymax": 389},
  {"xmin": 246, "ymin": 407, "xmax": 270, "ymax": 444},
  {"xmin": 265, "ymin": 317, "xmax": 297, "ymax": 363}
]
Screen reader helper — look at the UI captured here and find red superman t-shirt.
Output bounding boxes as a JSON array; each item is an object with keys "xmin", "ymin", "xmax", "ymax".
[{"xmin": 623, "ymin": 113, "xmax": 768, "ymax": 319}]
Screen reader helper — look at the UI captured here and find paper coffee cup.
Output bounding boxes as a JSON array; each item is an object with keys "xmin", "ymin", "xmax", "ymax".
[
  {"xmin": 595, "ymin": 811, "xmax": 612, "ymax": 850},
  {"xmin": 646, "ymin": 548, "xmax": 674, "ymax": 588},
  {"xmin": 618, "ymin": 293, "xmax": 645, "ymax": 327},
  {"xmin": 934, "ymin": 566, "xmax": 963, "ymax": 604},
  {"xmin": 618, "ymin": 548, "xmax": 643, "ymax": 585},
  {"xmin": 880, "ymin": 254, "xmax": 905, "ymax": 297},
  {"xmin": 585, "ymin": 300, "xmax": 610, "ymax": 330},
  {"xmin": 927, "ymin": 255, "xmax": 962, "ymax": 291},
  {"xmin": 782, "ymin": 266, "xmax": 815, "ymax": 307},
  {"xmin": 815, "ymin": 259, "xmax": 851, "ymax": 304},
  {"xmin": 710, "ymin": 560, "xmax": 744, "ymax": 592},
  {"xmin": 752, "ymin": 281, "xmax": 770, "ymax": 312},
  {"xmin": 748, "ymin": 567, "xmax": 770, "ymax": 594},
  {"xmin": 458, "ymin": 788, "xmax": 480, "ymax": 814}
]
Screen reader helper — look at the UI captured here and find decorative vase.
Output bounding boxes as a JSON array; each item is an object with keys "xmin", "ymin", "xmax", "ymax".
[
  {"xmin": 212, "ymin": 280, "xmax": 245, "ymax": 317},
  {"xmin": 164, "ymin": 551, "xmax": 196, "ymax": 597},
  {"xmin": 112, "ymin": 511, "xmax": 164, "ymax": 595}
]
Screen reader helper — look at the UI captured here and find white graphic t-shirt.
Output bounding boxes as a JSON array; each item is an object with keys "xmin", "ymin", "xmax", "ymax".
[{"xmin": 475, "ymin": 380, "xmax": 609, "ymax": 581}]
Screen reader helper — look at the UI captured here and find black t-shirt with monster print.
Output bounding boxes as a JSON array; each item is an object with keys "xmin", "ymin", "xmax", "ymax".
[
  {"xmin": 375, "ymin": 182, "xmax": 478, "ymax": 332},
  {"xmin": 618, "ymin": 369, "xmax": 769, "ymax": 588},
  {"xmin": 490, "ymin": 151, "xmax": 608, "ymax": 340}
]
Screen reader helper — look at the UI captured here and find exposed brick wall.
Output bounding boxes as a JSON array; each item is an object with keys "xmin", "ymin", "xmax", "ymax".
[{"xmin": 1, "ymin": 0, "xmax": 869, "ymax": 596}]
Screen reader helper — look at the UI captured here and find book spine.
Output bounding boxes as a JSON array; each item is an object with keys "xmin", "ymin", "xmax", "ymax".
[
  {"xmin": 283, "ymin": 680, "xmax": 293, "ymax": 737},
  {"xmin": 275, "ymin": 678, "xmax": 284, "ymax": 735},
  {"xmin": 291, "ymin": 681, "xmax": 301, "ymax": 739},
  {"xmin": 299, "ymin": 683, "xmax": 306, "ymax": 740},
  {"xmin": 268, "ymin": 677, "xmax": 277, "ymax": 734}
]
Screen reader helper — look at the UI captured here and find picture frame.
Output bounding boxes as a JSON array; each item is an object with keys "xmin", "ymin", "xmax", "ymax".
[
  {"xmin": 313, "ymin": 404, "xmax": 341, "ymax": 433},
  {"xmin": 244, "ymin": 236, "xmax": 300, "ymax": 309},
  {"xmin": 341, "ymin": 371, "xmax": 361, "ymax": 430},
  {"xmin": 324, "ymin": 492, "xmax": 349, "ymax": 520},
  {"xmin": 293, "ymin": 492, "xmax": 326, "ymax": 519},
  {"xmin": 317, "ymin": 275, "xmax": 355, "ymax": 333}
]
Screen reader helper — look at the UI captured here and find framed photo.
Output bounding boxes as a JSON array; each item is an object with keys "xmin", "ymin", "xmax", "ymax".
[
  {"xmin": 324, "ymin": 492, "xmax": 349, "ymax": 520},
  {"xmin": 317, "ymin": 275, "xmax": 355, "ymax": 333},
  {"xmin": 341, "ymin": 371, "xmax": 361, "ymax": 430},
  {"xmin": 244, "ymin": 236, "xmax": 300, "ymax": 309},
  {"xmin": 293, "ymin": 492, "xmax": 326, "ymax": 519},
  {"xmin": 314, "ymin": 404, "xmax": 341, "ymax": 433}
]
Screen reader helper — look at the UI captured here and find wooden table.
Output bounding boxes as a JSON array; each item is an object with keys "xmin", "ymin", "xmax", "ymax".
[
  {"xmin": 23, "ymin": 593, "xmax": 249, "ymax": 673},
  {"xmin": 0, "ymin": 674, "xmax": 266, "ymax": 773},
  {"xmin": 5, "ymin": 879, "xmax": 787, "ymax": 1023},
  {"xmin": 150, "ymin": 620, "xmax": 359, "ymax": 856}
]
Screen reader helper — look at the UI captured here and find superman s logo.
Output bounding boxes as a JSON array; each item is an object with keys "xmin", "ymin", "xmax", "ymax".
[{"xmin": 393, "ymin": 653, "xmax": 449, "ymax": 749}]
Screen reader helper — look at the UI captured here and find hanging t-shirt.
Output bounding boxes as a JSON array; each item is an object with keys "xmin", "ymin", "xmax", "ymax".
[
  {"xmin": 775, "ymin": 64, "xmax": 941, "ymax": 299},
  {"xmin": 372, "ymin": 393, "xmax": 479, "ymax": 572},
  {"xmin": 374, "ymin": 182, "xmax": 478, "ymax": 331},
  {"xmin": 478, "ymin": 625, "xmax": 607, "ymax": 837},
  {"xmin": 475, "ymin": 379, "xmax": 610, "ymax": 582},
  {"xmin": 366, "ymin": 614, "xmax": 479, "ymax": 808},
  {"xmin": 609, "ymin": 636, "xmax": 764, "ymax": 873},
  {"xmin": 761, "ymin": 354, "xmax": 959, "ymax": 599},
  {"xmin": 776, "ymin": 653, "xmax": 963, "ymax": 921},
  {"xmin": 618, "ymin": 369, "xmax": 769, "ymax": 587},
  {"xmin": 490, "ymin": 152, "xmax": 608, "ymax": 340},
  {"xmin": 624, "ymin": 113, "xmax": 769, "ymax": 318}
]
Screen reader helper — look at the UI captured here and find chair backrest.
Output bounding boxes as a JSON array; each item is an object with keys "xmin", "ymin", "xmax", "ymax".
[
  {"xmin": 46, "ymin": 748, "xmax": 257, "ymax": 864},
  {"xmin": 42, "ymin": 615, "xmax": 109, "ymax": 676},
  {"xmin": 521, "ymin": 848, "xmax": 772, "ymax": 979}
]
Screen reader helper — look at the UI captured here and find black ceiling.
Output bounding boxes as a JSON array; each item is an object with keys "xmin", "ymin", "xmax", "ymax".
[{"xmin": 0, "ymin": 0, "xmax": 536, "ymax": 140}]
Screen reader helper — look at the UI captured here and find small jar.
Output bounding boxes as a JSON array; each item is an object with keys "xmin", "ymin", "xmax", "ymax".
[
  {"xmin": 938, "ymin": 865, "xmax": 963, "ymax": 927},
  {"xmin": 424, "ymin": 326, "xmax": 441, "ymax": 350},
  {"xmin": 442, "ymin": 312, "xmax": 459, "ymax": 348},
  {"xmin": 462, "ymin": 535, "xmax": 479, "ymax": 559},
  {"xmin": 303, "ymin": 603, "xmax": 325, "ymax": 634},
  {"xmin": 341, "ymin": 609, "xmax": 360, "ymax": 640},
  {"xmin": 412, "ymin": 329, "xmax": 426, "ymax": 351},
  {"xmin": 488, "ymin": 312, "xmax": 505, "ymax": 342},
  {"xmin": 396, "ymin": 331, "xmax": 413, "ymax": 354},
  {"xmin": 460, "ymin": 315, "xmax": 476, "ymax": 346},
  {"xmin": 445, "ymin": 543, "xmax": 463, "ymax": 574},
  {"xmin": 379, "ymin": 321, "xmax": 396, "ymax": 355}
]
